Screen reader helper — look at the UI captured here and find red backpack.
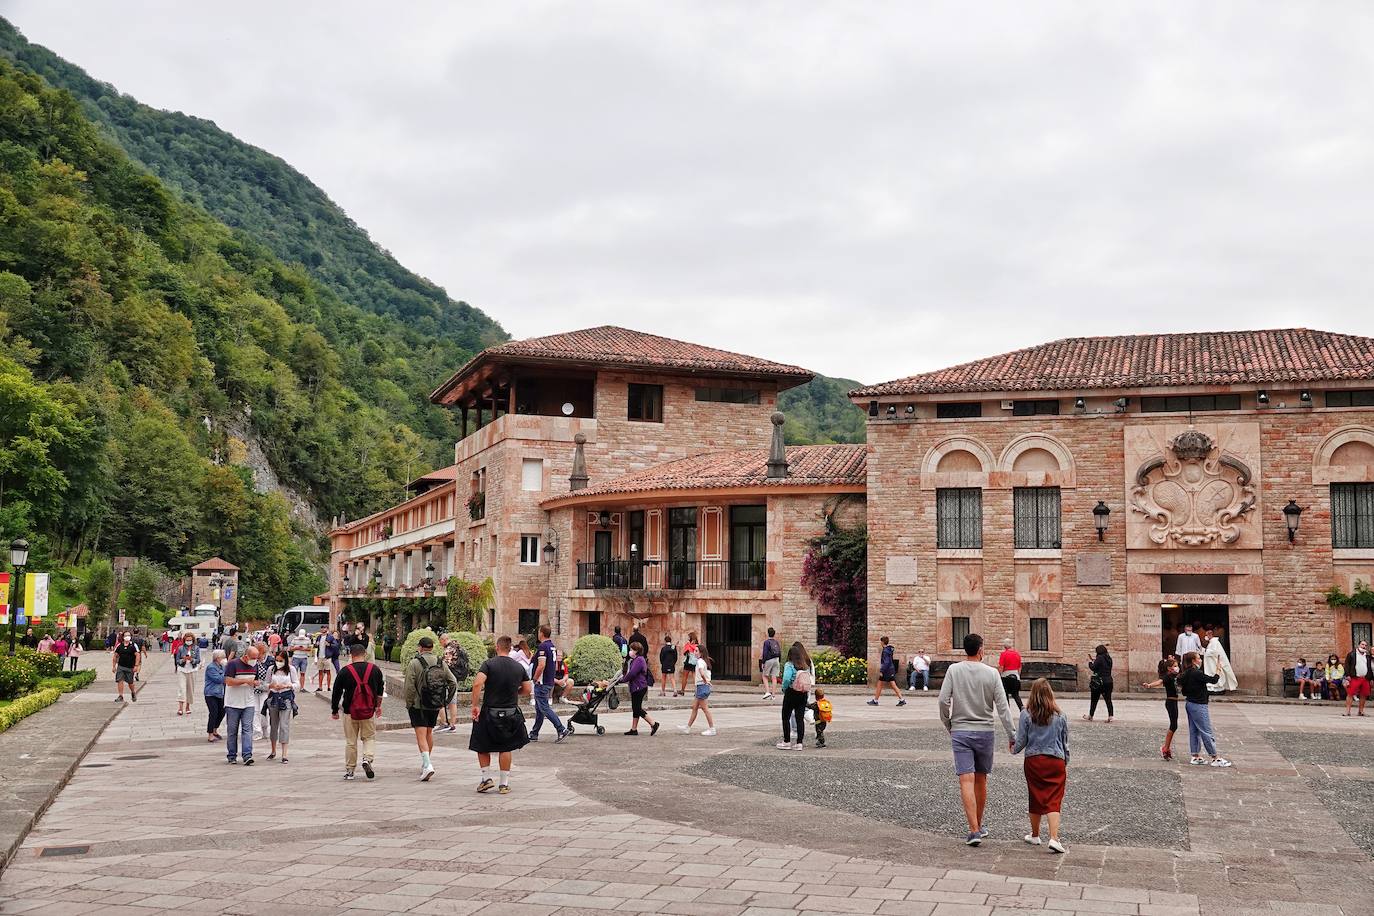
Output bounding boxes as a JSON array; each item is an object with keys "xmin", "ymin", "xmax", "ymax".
[{"xmin": 346, "ymin": 663, "xmax": 378, "ymax": 720}]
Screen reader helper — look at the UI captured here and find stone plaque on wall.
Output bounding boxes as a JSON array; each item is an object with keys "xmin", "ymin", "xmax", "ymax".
[
  {"xmin": 1076, "ymin": 553, "xmax": 1111, "ymax": 586},
  {"xmin": 885, "ymin": 556, "xmax": 918, "ymax": 585}
]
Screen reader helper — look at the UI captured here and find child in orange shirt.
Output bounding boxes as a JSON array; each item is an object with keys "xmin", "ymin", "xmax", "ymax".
[{"xmin": 810, "ymin": 687, "xmax": 833, "ymax": 748}]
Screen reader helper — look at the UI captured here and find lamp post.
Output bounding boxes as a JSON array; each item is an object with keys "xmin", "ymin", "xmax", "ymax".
[
  {"xmin": 209, "ymin": 574, "xmax": 225, "ymax": 624},
  {"xmin": 423, "ymin": 561, "xmax": 435, "ymax": 595},
  {"xmin": 1092, "ymin": 501, "xmax": 1111, "ymax": 542},
  {"xmin": 1283, "ymin": 500, "xmax": 1303, "ymax": 542},
  {"xmin": 8, "ymin": 538, "xmax": 29, "ymax": 655}
]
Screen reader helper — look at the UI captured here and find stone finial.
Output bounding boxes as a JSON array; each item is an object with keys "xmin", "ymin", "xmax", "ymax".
[
  {"xmin": 569, "ymin": 432, "xmax": 589, "ymax": 491},
  {"xmin": 767, "ymin": 412, "xmax": 789, "ymax": 479}
]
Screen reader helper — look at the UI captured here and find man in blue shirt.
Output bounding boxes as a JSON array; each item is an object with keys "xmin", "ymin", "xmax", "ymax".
[{"xmin": 529, "ymin": 625, "xmax": 568, "ymax": 743}]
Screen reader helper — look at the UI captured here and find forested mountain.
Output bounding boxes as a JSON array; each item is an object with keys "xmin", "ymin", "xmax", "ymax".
[{"xmin": 779, "ymin": 375, "xmax": 866, "ymax": 445}]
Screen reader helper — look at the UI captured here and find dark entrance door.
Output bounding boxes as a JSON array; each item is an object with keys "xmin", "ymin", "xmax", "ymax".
[
  {"xmin": 1161, "ymin": 604, "xmax": 1229, "ymax": 659},
  {"xmin": 668, "ymin": 508, "xmax": 697, "ymax": 589},
  {"xmin": 729, "ymin": 505, "xmax": 766, "ymax": 589},
  {"xmin": 628, "ymin": 510, "xmax": 645, "ymax": 589},
  {"xmin": 706, "ymin": 614, "xmax": 752, "ymax": 680}
]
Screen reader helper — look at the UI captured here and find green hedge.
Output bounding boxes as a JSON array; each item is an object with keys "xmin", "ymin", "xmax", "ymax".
[
  {"xmin": 567, "ymin": 634, "xmax": 621, "ymax": 684},
  {"xmin": 451, "ymin": 631, "xmax": 488, "ymax": 691},
  {"xmin": 813, "ymin": 650, "xmax": 868, "ymax": 684},
  {"xmin": 0, "ymin": 655, "xmax": 39, "ymax": 699},
  {"xmin": 398, "ymin": 628, "xmax": 440, "ymax": 669},
  {"xmin": 14, "ymin": 648, "xmax": 62, "ymax": 679},
  {"xmin": 39, "ymin": 669, "xmax": 96, "ymax": 693},
  {"xmin": 0, "ymin": 688, "xmax": 61, "ymax": 734}
]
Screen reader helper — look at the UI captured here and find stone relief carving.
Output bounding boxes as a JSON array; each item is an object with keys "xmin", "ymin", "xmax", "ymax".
[{"xmin": 1129, "ymin": 430, "xmax": 1256, "ymax": 546}]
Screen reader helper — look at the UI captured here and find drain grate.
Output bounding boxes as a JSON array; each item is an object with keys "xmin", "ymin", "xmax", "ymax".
[
  {"xmin": 115, "ymin": 754, "xmax": 159, "ymax": 761},
  {"xmin": 38, "ymin": 845, "xmax": 90, "ymax": 857},
  {"xmin": 79, "ymin": 763, "xmax": 111, "ymax": 768}
]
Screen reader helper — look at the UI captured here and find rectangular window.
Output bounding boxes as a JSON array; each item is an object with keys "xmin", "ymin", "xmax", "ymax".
[
  {"xmin": 1014, "ymin": 487, "xmax": 1062, "ymax": 549},
  {"xmin": 519, "ymin": 535, "xmax": 540, "ymax": 565},
  {"xmin": 729, "ymin": 505, "xmax": 767, "ymax": 589},
  {"xmin": 695, "ymin": 387, "xmax": 761, "ymax": 404},
  {"xmin": 628, "ymin": 383, "xmax": 664, "ymax": 422},
  {"xmin": 668, "ymin": 507, "xmax": 698, "ymax": 589},
  {"xmin": 520, "ymin": 458, "xmax": 543, "ymax": 491},
  {"xmin": 1326, "ymin": 390, "xmax": 1374, "ymax": 408},
  {"xmin": 936, "ymin": 488, "xmax": 983, "ymax": 549},
  {"xmin": 952, "ymin": 616, "xmax": 971, "ymax": 650},
  {"xmin": 1140, "ymin": 394, "xmax": 1242, "ymax": 413},
  {"xmin": 1353, "ymin": 622, "xmax": 1373, "ymax": 648},
  {"xmin": 1012, "ymin": 399, "xmax": 1059, "ymax": 416},
  {"xmin": 936, "ymin": 402, "xmax": 982, "ymax": 419},
  {"xmin": 1029, "ymin": 618, "xmax": 1050, "ymax": 652},
  {"xmin": 587, "ymin": 611, "xmax": 601, "ymax": 636},
  {"xmin": 518, "ymin": 608, "xmax": 540, "ymax": 635},
  {"xmin": 1332, "ymin": 483, "xmax": 1374, "ymax": 549}
]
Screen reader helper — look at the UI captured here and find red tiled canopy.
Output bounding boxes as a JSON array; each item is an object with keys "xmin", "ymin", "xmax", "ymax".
[{"xmin": 852, "ymin": 329, "xmax": 1374, "ymax": 397}]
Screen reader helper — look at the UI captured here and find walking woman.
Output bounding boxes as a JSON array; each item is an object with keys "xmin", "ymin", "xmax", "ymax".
[
  {"xmin": 678, "ymin": 651, "xmax": 716, "ymax": 736},
  {"xmin": 1180, "ymin": 651, "xmax": 1231, "ymax": 767},
  {"xmin": 174, "ymin": 632, "xmax": 201, "ymax": 717},
  {"xmin": 266, "ymin": 649, "xmax": 297, "ymax": 763},
  {"xmin": 204, "ymin": 649, "xmax": 226, "ymax": 742},
  {"xmin": 777, "ymin": 642, "xmax": 813, "ymax": 750},
  {"xmin": 1140, "ymin": 655, "xmax": 1180, "ymax": 760},
  {"xmin": 1084, "ymin": 644, "xmax": 1114, "ymax": 722},
  {"xmin": 623, "ymin": 643, "xmax": 660, "ymax": 735},
  {"xmin": 678, "ymin": 632, "xmax": 699, "ymax": 698},
  {"xmin": 1012, "ymin": 678, "xmax": 1069, "ymax": 854},
  {"xmin": 67, "ymin": 632, "xmax": 82, "ymax": 672}
]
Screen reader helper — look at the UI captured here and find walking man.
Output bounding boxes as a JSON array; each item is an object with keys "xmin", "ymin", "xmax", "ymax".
[
  {"xmin": 759, "ymin": 628, "xmax": 781, "ymax": 699},
  {"xmin": 1344, "ymin": 639, "xmax": 1372, "ymax": 717},
  {"xmin": 469, "ymin": 635, "xmax": 532, "ymax": 794},
  {"xmin": 659, "ymin": 635, "xmax": 678, "ymax": 698},
  {"xmin": 288, "ymin": 628, "xmax": 312, "ymax": 690},
  {"xmin": 528, "ymin": 625, "xmax": 569, "ymax": 743},
  {"xmin": 222, "ymin": 645, "xmax": 259, "ymax": 765},
  {"xmin": 998, "ymin": 637, "xmax": 1023, "ymax": 711},
  {"xmin": 111, "ymin": 631, "xmax": 141, "ymax": 703},
  {"xmin": 868, "ymin": 635, "xmax": 906, "ymax": 706},
  {"xmin": 332, "ymin": 641, "xmax": 384, "ymax": 780},
  {"xmin": 404, "ymin": 636, "xmax": 457, "ymax": 780},
  {"xmin": 938, "ymin": 632, "xmax": 1016, "ymax": 846}
]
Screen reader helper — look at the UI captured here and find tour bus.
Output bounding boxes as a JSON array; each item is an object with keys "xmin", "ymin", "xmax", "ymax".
[{"xmin": 274, "ymin": 605, "xmax": 330, "ymax": 634}]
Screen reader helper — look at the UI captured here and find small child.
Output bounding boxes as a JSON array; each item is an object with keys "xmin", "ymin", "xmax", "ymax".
[{"xmin": 810, "ymin": 687, "xmax": 833, "ymax": 747}]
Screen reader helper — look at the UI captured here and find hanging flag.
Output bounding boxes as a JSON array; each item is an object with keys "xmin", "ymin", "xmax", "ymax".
[
  {"xmin": 0, "ymin": 572, "xmax": 9, "ymax": 625},
  {"xmin": 27, "ymin": 572, "xmax": 49, "ymax": 618}
]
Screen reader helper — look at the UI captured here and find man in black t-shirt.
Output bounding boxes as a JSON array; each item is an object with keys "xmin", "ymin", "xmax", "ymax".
[
  {"xmin": 111, "ymin": 631, "xmax": 141, "ymax": 702},
  {"xmin": 468, "ymin": 635, "xmax": 532, "ymax": 794}
]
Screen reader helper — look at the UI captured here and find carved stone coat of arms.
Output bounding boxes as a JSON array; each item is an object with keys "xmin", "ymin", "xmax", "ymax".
[{"xmin": 1129, "ymin": 429, "xmax": 1257, "ymax": 547}]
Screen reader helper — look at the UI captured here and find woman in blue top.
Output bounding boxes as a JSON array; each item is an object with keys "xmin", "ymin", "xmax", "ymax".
[
  {"xmin": 204, "ymin": 649, "xmax": 226, "ymax": 743},
  {"xmin": 776, "ymin": 642, "xmax": 812, "ymax": 750},
  {"xmin": 1011, "ymin": 678, "xmax": 1069, "ymax": 853}
]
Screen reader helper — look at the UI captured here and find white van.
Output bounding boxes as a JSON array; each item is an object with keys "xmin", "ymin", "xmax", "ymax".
[{"xmin": 166, "ymin": 615, "xmax": 215, "ymax": 642}]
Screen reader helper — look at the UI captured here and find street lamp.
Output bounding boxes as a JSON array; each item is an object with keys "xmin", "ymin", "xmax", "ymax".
[
  {"xmin": 1092, "ymin": 501, "xmax": 1111, "ymax": 542},
  {"xmin": 8, "ymin": 538, "xmax": 29, "ymax": 655},
  {"xmin": 423, "ymin": 561, "xmax": 435, "ymax": 593},
  {"xmin": 1283, "ymin": 500, "xmax": 1303, "ymax": 542}
]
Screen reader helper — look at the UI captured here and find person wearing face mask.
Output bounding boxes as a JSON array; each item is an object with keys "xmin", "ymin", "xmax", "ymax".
[
  {"xmin": 222, "ymin": 646, "xmax": 259, "ymax": 764},
  {"xmin": 111, "ymin": 631, "xmax": 141, "ymax": 703},
  {"xmin": 266, "ymin": 650, "xmax": 298, "ymax": 763},
  {"xmin": 174, "ymin": 632, "xmax": 202, "ymax": 716},
  {"xmin": 1141, "ymin": 655, "xmax": 1181, "ymax": 761},
  {"xmin": 288, "ymin": 628, "xmax": 313, "ymax": 690},
  {"xmin": 252, "ymin": 641, "xmax": 274, "ymax": 740}
]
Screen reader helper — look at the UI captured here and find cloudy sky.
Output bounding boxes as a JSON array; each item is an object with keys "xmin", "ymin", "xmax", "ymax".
[{"xmin": 8, "ymin": 2, "xmax": 1374, "ymax": 383}]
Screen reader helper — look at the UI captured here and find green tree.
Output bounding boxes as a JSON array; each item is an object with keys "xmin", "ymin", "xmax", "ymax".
[
  {"xmin": 106, "ymin": 412, "xmax": 202, "ymax": 567},
  {"xmin": 82, "ymin": 558, "xmax": 113, "ymax": 627},
  {"xmin": 119, "ymin": 562, "xmax": 158, "ymax": 625}
]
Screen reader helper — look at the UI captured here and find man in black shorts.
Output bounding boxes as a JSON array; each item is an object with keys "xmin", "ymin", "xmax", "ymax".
[
  {"xmin": 404, "ymin": 636, "xmax": 456, "ymax": 782},
  {"xmin": 111, "ymin": 631, "xmax": 141, "ymax": 702},
  {"xmin": 469, "ymin": 635, "xmax": 532, "ymax": 794}
]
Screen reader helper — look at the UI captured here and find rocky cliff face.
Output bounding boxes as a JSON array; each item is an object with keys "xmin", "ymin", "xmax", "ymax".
[{"xmin": 222, "ymin": 413, "xmax": 325, "ymax": 536}]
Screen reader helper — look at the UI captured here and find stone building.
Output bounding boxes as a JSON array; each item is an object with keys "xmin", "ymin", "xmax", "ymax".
[
  {"xmin": 853, "ymin": 329, "xmax": 1374, "ymax": 694},
  {"xmin": 188, "ymin": 557, "xmax": 239, "ymax": 624},
  {"xmin": 328, "ymin": 326, "xmax": 865, "ymax": 679}
]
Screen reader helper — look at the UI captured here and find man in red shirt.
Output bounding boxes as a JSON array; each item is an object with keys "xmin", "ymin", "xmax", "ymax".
[{"xmin": 997, "ymin": 637, "xmax": 1023, "ymax": 711}]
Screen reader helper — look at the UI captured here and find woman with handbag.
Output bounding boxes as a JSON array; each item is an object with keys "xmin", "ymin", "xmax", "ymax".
[
  {"xmin": 777, "ymin": 642, "xmax": 813, "ymax": 750},
  {"xmin": 622, "ymin": 643, "xmax": 659, "ymax": 736},
  {"xmin": 1084, "ymin": 645, "xmax": 1115, "ymax": 723},
  {"xmin": 265, "ymin": 650, "xmax": 297, "ymax": 763},
  {"xmin": 469, "ymin": 636, "xmax": 533, "ymax": 794}
]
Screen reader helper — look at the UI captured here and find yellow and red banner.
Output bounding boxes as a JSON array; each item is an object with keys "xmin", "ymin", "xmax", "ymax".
[{"xmin": 0, "ymin": 572, "xmax": 9, "ymax": 625}]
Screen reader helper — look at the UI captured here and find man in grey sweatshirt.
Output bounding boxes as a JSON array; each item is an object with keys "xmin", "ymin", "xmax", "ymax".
[{"xmin": 937, "ymin": 632, "xmax": 1017, "ymax": 846}]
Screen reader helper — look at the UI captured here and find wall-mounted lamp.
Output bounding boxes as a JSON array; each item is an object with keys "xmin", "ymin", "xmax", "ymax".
[
  {"xmin": 886, "ymin": 404, "xmax": 897, "ymax": 417},
  {"xmin": 1283, "ymin": 500, "xmax": 1303, "ymax": 542},
  {"xmin": 1092, "ymin": 501, "xmax": 1111, "ymax": 541},
  {"xmin": 1300, "ymin": 390, "xmax": 1312, "ymax": 403},
  {"xmin": 598, "ymin": 510, "xmax": 611, "ymax": 528},
  {"xmin": 1257, "ymin": 390, "xmax": 1270, "ymax": 405},
  {"xmin": 868, "ymin": 400, "xmax": 878, "ymax": 417},
  {"xmin": 905, "ymin": 404, "xmax": 915, "ymax": 415},
  {"xmin": 1074, "ymin": 397, "xmax": 1085, "ymax": 410},
  {"xmin": 1114, "ymin": 397, "xmax": 1129, "ymax": 412}
]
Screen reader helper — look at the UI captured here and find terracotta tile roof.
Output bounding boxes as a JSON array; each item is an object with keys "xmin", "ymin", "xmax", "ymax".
[
  {"xmin": 433, "ymin": 326, "xmax": 812, "ymax": 402},
  {"xmin": 544, "ymin": 445, "xmax": 866, "ymax": 502},
  {"xmin": 191, "ymin": 556, "xmax": 239, "ymax": 571},
  {"xmin": 852, "ymin": 329, "xmax": 1374, "ymax": 397},
  {"xmin": 407, "ymin": 465, "xmax": 459, "ymax": 488}
]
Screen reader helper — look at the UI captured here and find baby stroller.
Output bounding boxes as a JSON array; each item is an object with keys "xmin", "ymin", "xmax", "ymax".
[{"xmin": 567, "ymin": 674, "xmax": 622, "ymax": 736}]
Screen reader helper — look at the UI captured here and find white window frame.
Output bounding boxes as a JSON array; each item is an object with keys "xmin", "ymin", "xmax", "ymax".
[{"xmin": 520, "ymin": 534, "xmax": 541, "ymax": 566}]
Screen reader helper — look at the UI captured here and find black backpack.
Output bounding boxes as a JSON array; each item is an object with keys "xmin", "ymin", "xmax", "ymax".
[
  {"xmin": 416, "ymin": 655, "xmax": 456, "ymax": 710},
  {"xmin": 447, "ymin": 645, "xmax": 471, "ymax": 684}
]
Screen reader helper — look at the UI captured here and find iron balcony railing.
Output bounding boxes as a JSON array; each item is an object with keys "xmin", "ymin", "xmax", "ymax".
[{"xmin": 575, "ymin": 559, "xmax": 767, "ymax": 591}]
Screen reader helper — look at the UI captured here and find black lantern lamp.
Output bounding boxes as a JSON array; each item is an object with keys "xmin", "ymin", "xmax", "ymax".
[
  {"xmin": 424, "ymin": 560, "xmax": 435, "ymax": 585},
  {"xmin": 8, "ymin": 538, "xmax": 29, "ymax": 655},
  {"xmin": 1283, "ymin": 500, "xmax": 1303, "ymax": 542},
  {"xmin": 598, "ymin": 510, "xmax": 611, "ymax": 528},
  {"xmin": 1092, "ymin": 501, "xmax": 1111, "ymax": 541},
  {"xmin": 341, "ymin": 572, "xmax": 350, "ymax": 594}
]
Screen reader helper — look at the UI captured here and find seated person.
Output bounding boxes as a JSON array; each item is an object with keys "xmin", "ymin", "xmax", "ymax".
[
  {"xmin": 1325, "ymin": 656, "xmax": 1346, "ymax": 701},
  {"xmin": 1294, "ymin": 658, "xmax": 1317, "ymax": 700}
]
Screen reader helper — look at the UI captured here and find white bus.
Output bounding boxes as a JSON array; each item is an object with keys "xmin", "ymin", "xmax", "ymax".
[{"xmin": 274, "ymin": 605, "xmax": 331, "ymax": 634}]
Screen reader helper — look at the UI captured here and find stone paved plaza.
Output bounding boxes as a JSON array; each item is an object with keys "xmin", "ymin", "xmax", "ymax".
[{"xmin": 1, "ymin": 654, "xmax": 1373, "ymax": 915}]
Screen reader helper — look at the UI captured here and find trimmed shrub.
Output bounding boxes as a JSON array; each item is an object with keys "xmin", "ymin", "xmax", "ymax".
[
  {"xmin": 39, "ymin": 670, "xmax": 96, "ymax": 693},
  {"xmin": 0, "ymin": 688, "xmax": 62, "ymax": 734},
  {"xmin": 452, "ymin": 631, "xmax": 488, "ymax": 691},
  {"xmin": 0, "ymin": 655, "xmax": 40, "ymax": 699},
  {"xmin": 566, "ymin": 634, "xmax": 621, "ymax": 685},
  {"xmin": 398, "ymin": 628, "xmax": 441, "ymax": 670},
  {"xmin": 15, "ymin": 648, "xmax": 62, "ymax": 679},
  {"xmin": 813, "ymin": 650, "xmax": 868, "ymax": 685}
]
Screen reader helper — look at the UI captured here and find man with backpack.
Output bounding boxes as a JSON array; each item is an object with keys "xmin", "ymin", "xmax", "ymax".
[
  {"xmin": 759, "ymin": 628, "xmax": 782, "ymax": 700},
  {"xmin": 331, "ymin": 641, "xmax": 385, "ymax": 780},
  {"xmin": 528, "ymin": 625, "xmax": 569, "ymax": 743},
  {"xmin": 404, "ymin": 636, "xmax": 457, "ymax": 781},
  {"xmin": 439, "ymin": 634, "xmax": 471, "ymax": 733}
]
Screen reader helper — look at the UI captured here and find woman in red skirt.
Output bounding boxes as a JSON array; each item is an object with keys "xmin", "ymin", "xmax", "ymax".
[{"xmin": 1011, "ymin": 678, "xmax": 1069, "ymax": 853}]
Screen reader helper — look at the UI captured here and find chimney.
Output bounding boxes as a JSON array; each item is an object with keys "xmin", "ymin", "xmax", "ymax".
[
  {"xmin": 569, "ymin": 432, "xmax": 589, "ymax": 491},
  {"xmin": 766, "ymin": 412, "xmax": 789, "ymax": 479}
]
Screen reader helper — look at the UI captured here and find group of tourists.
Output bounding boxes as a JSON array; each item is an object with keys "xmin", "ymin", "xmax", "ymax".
[
  {"xmin": 19, "ymin": 627, "xmax": 84, "ymax": 672},
  {"xmin": 1292, "ymin": 640, "xmax": 1374, "ymax": 715}
]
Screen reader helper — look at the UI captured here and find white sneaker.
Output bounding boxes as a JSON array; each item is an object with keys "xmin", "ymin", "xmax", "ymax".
[
  {"xmin": 791, "ymin": 742, "xmax": 803, "ymax": 750},
  {"xmin": 1047, "ymin": 839, "xmax": 1066, "ymax": 854},
  {"xmin": 775, "ymin": 741, "xmax": 792, "ymax": 749},
  {"xmin": 907, "ymin": 687, "xmax": 915, "ymax": 692},
  {"xmin": 677, "ymin": 725, "xmax": 691, "ymax": 734},
  {"xmin": 1024, "ymin": 834, "xmax": 1042, "ymax": 845},
  {"xmin": 1189, "ymin": 757, "xmax": 1207, "ymax": 766},
  {"xmin": 702, "ymin": 728, "xmax": 717, "ymax": 736},
  {"xmin": 923, "ymin": 686, "xmax": 929, "ymax": 691},
  {"xmin": 1210, "ymin": 758, "xmax": 1232, "ymax": 768},
  {"xmin": 420, "ymin": 764, "xmax": 435, "ymax": 781},
  {"xmin": 761, "ymin": 693, "xmax": 772, "ymax": 699}
]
